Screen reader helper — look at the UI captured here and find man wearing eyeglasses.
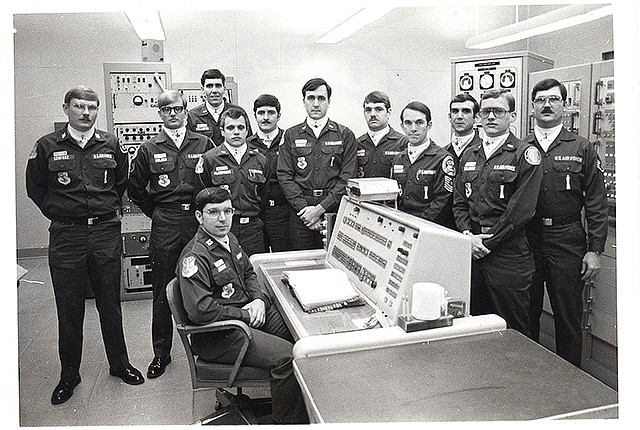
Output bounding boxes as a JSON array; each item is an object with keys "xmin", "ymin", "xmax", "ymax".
[
  {"xmin": 196, "ymin": 107, "xmax": 269, "ymax": 257},
  {"xmin": 524, "ymin": 78, "xmax": 608, "ymax": 367},
  {"xmin": 453, "ymin": 89, "xmax": 542, "ymax": 338},
  {"xmin": 443, "ymin": 93, "xmax": 482, "ymax": 167},
  {"xmin": 128, "ymin": 90, "xmax": 214, "ymax": 380},
  {"xmin": 390, "ymin": 101, "xmax": 456, "ymax": 229},
  {"xmin": 186, "ymin": 68, "xmax": 252, "ymax": 146},
  {"xmin": 177, "ymin": 187, "xmax": 308, "ymax": 424},
  {"xmin": 26, "ymin": 86, "xmax": 145, "ymax": 404}
]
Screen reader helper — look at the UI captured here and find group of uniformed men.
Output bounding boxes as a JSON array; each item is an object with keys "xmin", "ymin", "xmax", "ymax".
[{"xmin": 25, "ymin": 67, "xmax": 608, "ymax": 424}]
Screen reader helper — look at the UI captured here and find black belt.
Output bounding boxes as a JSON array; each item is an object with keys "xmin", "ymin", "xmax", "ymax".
[
  {"xmin": 52, "ymin": 211, "xmax": 117, "ymax": 226},
  {"xmin": 536, "ymin": 214, "xmax": 581, "ymax": 227},
  {"xmin": 301, "ymin": 189, "xmax": 330, "ymax": 197},
  {"xmin": 156, "ymin": 203, "xmax": 193, "ymax": 211}
]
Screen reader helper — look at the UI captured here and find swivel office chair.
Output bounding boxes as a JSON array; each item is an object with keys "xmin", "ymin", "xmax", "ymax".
[{"xmin": 166, "ymin": 278, "xmax": 272, "ymax": 424}]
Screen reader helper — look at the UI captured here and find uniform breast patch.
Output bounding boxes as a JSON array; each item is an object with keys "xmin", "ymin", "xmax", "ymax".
[{"xmin": 524, "ymin": 147, "xmax": 542, "ymax": 165}]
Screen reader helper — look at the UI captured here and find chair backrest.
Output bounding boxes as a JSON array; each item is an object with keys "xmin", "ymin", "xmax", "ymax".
[{"xmin": 166, "ymin": 277, "xmax": 191, "ymax": 327}]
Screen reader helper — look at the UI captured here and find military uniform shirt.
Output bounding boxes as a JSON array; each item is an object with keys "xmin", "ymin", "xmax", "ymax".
[
  {"xmin": 391, "ymin": 142, "xmax": 456, "ymax": 225},
  {"xmin": 26, "ymin": 126, "xmax": 128, "ymax": 220},
  {"xmin": 176, "ymin": 227, "xmax": 270, "ymax": 325},
  {"xmin": 247, "ymin": 129, "xmax": 287, "ymax": 207},
  {"xmin": 128, "ymin": 129, "xmax": 214, "ymax": 218},
  {"xmin": 277, "ymin": 119, "xmax": 357, "ymax": 212},
  {"xmin": 198, "ymin": 145, "xmax": 269, "ymax": 217},
  {"xmin": 524, "ymin": 127, "xmax": 608, "ymax": 252},
  {"xmin": 186, "ymin": 102, "xmax": 253, "ymax": 146},
  {"xmin": 356, "ymin": 127, "xmax": 408, "ymax": 178},
  {"xmin": 453, "ymin": 133, "xmax": 542, "ymax": 250}
]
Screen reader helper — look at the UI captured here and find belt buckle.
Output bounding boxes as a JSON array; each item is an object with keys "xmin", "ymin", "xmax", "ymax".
[
  {"xmin": 240, "ymin": 217, "xmax": 250, "ymax": 224},
  {"xmin": 181, "ymin": 203, "xmax": 191, "ymax": 211},
  {"xmin": 480, "ymin": 226, "xmax": 492, "ymax": 234},
  {"xmin": 542, "ymin": 218, "xmax": 553, "ymax": 226},
  {"xmin": 313, "ymin": 189, "xmax": 323, "ymax": 197},
  {"xmin": 87, "ymin": 216, "xmax": 98, "ymax": 226}
]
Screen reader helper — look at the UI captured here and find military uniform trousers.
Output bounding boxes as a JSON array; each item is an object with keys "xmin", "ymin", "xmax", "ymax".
[
  {"xmin": 288, "ymin": 194, "xmax": 327, "ymax": 251},
  {"xmin": 229, "ymin": 215, "xmax": 266, "ymax": 257},
  {"xmin": 191, "ymin": 303, "xmax": 308, "ymax": 424},
  {"xmin": 263, "ymin": 200, "xmax": 291, "ymax": 252},
  {"xmin": 48, "ymin": 217, "xmax": 130, "ymax": 382},
  {"xmin": 150, "ymin": 207, "xmax": 199, "ymax": 358},
  {"xmin": 526, "ymin": 220, "xmax": 587, "ymax": 367},
  {"xmin": 470, "ymin": 228, "xmax": 534, "ymax": 338}
]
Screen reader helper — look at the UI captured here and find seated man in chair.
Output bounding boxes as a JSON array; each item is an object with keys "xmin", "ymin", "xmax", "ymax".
[{"xmin": 176, "ymin": 186, "xmax": 308, "ymax": 424}]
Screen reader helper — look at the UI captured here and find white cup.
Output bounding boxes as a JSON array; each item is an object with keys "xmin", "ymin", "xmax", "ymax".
[{"xmin": 411, "ymin": 282, "xmax": 446, "ymax": 321}]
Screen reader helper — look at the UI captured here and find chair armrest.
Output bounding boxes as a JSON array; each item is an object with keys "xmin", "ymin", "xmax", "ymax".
[
  {"xmin": 177, "ymin": 319, "xmax": 253, "ymax": 386},
  {"xmin": 178, "ymin": 319, "xmax": 253, "ymax": 339}
]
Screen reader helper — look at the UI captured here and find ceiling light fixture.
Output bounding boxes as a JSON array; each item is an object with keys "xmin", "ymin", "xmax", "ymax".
[
  {"xmin": 125, "ymin": 11, "xmax": 166, "ymax": 41},
  {"xmin": 315, "ymin": 7, "xmax": 395, "ymax": 44},
  {"xmin": 465, "ymin": 4, "xmax": 613, "ymax": 50}
]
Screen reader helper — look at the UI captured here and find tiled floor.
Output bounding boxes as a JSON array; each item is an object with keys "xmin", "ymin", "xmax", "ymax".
[{"xmin": 17, "ymin": 256, "xmax": 269, "ymax": 426}]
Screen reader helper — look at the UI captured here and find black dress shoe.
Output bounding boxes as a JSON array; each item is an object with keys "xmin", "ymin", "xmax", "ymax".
[
  {"xmin": 109, "ymin": 364, "xmax": 145, "ymax": 385},
  {"xmin": 147, "ymin": 355, "xmax": 172, "ymax": 379},
  {"xmin": 51, "ymin": 376, "xmax": 81, "ymax": 405}
]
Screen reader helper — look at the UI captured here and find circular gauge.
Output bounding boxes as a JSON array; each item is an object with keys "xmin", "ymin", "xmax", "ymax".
[
  {"xmin": 479, "ymin": 73, "xmax": 494, "ymax": 90},
  {"xmin": 459, "ymin": 75, "xmax": 473, "ymax": 91},
  {"xmin": 132, "ymin": 95, "xmax": 144, "ymax": 106},
  {"xmin": 500, "ymin": 70, "xmax": 516, "ymax": 88}
]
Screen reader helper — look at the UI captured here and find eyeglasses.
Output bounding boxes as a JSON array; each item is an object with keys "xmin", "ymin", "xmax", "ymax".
[
  {"xmin": 70, "ymin": 103, "xmax": 98, "ymax": 112},
  {"xmin": 533, "ymin": 96, "xmax": 564, "ymax": 106},
  {"xmin": 159, "ymin": 106, "xmax": 186, "ymax": 115},
  {"xmin": 202, "ymin": 207, "xmax": 235, "ymax": 218},
  {"xmin": 478, "ymin": 108, "xmax": 511, "ymax": 119}
]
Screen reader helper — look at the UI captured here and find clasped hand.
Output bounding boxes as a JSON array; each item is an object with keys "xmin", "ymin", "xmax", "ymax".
[{"xmin": 242, "ymin": 299, "xmax": 266, "ymax": 328}]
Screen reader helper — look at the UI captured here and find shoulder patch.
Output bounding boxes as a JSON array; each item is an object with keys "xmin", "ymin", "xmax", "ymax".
[
  {"xmin": 524, "ymin": 146, "xmax": 542, "ymax": 166},
  {"xmin": 181, "ymin": 255, "xmax": 199, "ymax": 278},
  {"xmin": 442, "ymin": 155, "xmax": 456, "ymax": 176}
]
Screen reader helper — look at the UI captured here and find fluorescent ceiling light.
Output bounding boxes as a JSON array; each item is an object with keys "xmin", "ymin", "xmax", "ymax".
[
  {"xmin": 466, "ymin": 4, "xmax": 613, "ymax": 49},
  {"xmin": 315, "ymin": 7, "xmax": 395, "ymax": 44},
  {"xmin": 126, "ymin": 11, "xmax": 166, "ymax": 41}
]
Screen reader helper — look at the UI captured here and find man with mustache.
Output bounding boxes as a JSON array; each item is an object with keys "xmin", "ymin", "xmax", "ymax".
[
  {"xmin": 197, "ymin": 108, "xmax": 269, "ymax": 256},
  {"xmin": 524, "ymin": 78, "xmax": 608, "ymax": 367},
  {"xmin": 186, "ymin": 68, "xmax": 252, "ymax": 146},
  {"xmin": 26, "ymin": 86, "xmax": 144, "ymax": 404},
  {"xmin": 453, "ymin": 89, "xmax": 542, "ymax": 338},
  {"xmin": 128, "ymin": 90, "xmax": 214, "ymax": 379},
  {"xmin": 246, "ymin": 94, "xmax": 290, "ymax": 252},
  {"xmin": 356, "ymin": 91, "xmax": 408, "ymax": 178},
  {"xmin": 390, "ymin": 101, "xmax": 456, "ymax": 229},
  {"xmin": 277, "ymin": 78, "xmax": 357, "ymax": 250}
]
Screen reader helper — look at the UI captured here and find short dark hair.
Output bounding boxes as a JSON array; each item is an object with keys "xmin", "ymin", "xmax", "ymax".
[
  {"xmin": 253, "ymin": 94, "xmax": 281, "ymax": 114},
  {"xmin": 363, "ymin": 91, "xmax": 391, "ymax": 109},
  {"xmin": 480, "ymin": 89, "xmax": 516, "ymax": 112},
  {"xmin": 400, "ymin": 101, "xmax": 432, "ymax": 123},
  {"xmin": 219, "ymin": 107, "xmax": 249, "ymax": 129},
  {"xmin": 449, "ymin": 93, "xmax": 479, "ymax": 115},
  {"xmin": 196, "ymin": 187, "xmax": 232, "ymax": 211},
  {"xmin": 200, "ymin": 69, "xmax": 226, "ymax": 86},
  {"xmin": 158, "ymin": 90, "xmax": 187, "ymax": 108},
  {"xmin": 531, "ymin": 78, "xmax": 568, "ymax": 102},
  {"xmin": 64, "ymin": 86, "xmax": 99, "ymax": 106},
  {"xmin": 302, "ymin": 78, "xmax": 332, "ymax": 99}
]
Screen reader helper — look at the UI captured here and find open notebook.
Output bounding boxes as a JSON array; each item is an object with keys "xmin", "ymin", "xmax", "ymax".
[{"xmin": 282, "ymin": 268, "xmax": 362, "ymax": 313}]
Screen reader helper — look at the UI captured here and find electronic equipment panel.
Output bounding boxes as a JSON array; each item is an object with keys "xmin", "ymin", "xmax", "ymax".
[
  {"xmin": 451, "ymin": 51, "xmax": 553, "ymax": 138},
  {"xmin": 326, "ymin": 197, "xmax": 471, "ymax": 326},
  {"xmin": 103, "ymin": 62, "xmax": 172, "ymax": 299}
]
